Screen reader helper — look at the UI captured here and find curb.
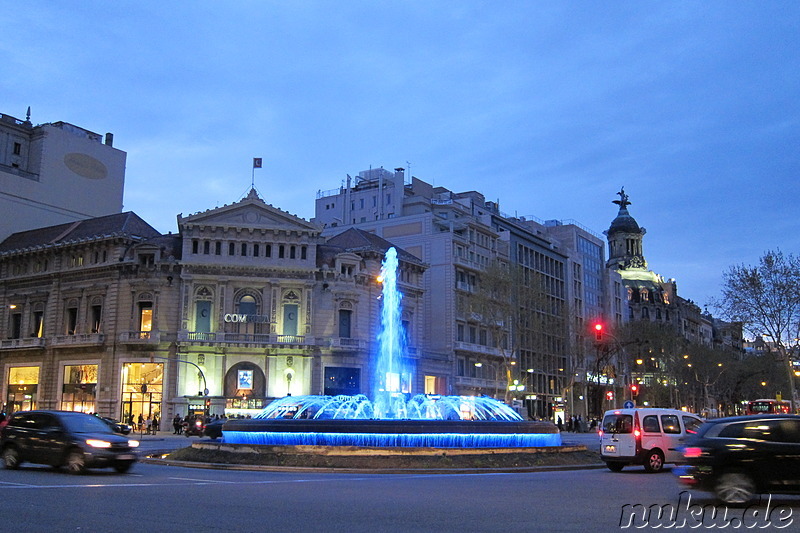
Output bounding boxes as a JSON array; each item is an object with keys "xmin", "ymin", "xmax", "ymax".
[{"xmin": 140, "ymin": 456, "xmax": 607, "ymax": 474}]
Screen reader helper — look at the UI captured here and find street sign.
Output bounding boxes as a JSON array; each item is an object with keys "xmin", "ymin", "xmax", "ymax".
[{"xmin": 623, "ymin": 400, "xmax": 635, "ymax": 409}]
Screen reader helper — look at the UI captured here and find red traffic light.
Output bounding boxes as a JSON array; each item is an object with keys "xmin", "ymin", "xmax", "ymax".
[
  {"xmin": 605, "ymin": 390, "xmax": 614, "ymax": 401},
  {"xmin": 630, "ymin": 384, "xmax": 639, "ymax": 395},
  {"xmin": 594, "ymin": 322, "xmax": 604, "ymax": 340}
]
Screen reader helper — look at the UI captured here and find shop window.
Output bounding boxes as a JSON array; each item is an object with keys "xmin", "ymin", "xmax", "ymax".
[
  {"xmin": 324, "ymin": 367, "xmax": 360, "ymax": 396},
  {"xmin": 7, "ymin": 366, "xmax": 39, "ymax": 412},
  {"xmin": 121, "ymin": 362, "xmax": 163, "ymax": 426},
  {"xmin": 61, "ymin": 364, "xmax": 98, "ymax": 413}
]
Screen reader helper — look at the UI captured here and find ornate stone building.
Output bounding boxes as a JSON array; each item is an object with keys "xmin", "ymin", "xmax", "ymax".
[{"xmin": 0, "ymin": 190, "xmax": 425, "ymax": 422}]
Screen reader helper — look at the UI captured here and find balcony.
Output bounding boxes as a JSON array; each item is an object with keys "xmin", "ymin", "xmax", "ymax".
[
  {"xmin": 453, "ymin": 376, "xmax": 504, "ymax": 389},
  {"xmin": 177, "ymin": 331, "xmax": 319, "ymax": 349},
  {"xmin": 453, "ymin": 341, "xmax": 504, "ymax": 358},
  {"xmin": 0, "ymin": 337, "xmax": 46, "ymax": 350},
  {"xmin": 118, "ymin": 331, "xmax": 162, "ymax": 345},
  {"xmin": 51, "ymin": 333, "xmax": 105, "ymax": 347},
  {"xmin": 329, "ymin": 337, "xmax": 368, "ymax": 351}
]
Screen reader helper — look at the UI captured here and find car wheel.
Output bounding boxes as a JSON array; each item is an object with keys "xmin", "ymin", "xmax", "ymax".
[
  {"xmin": 2, "ymin": 447, "xmax": 21, "ymax": 470},
  {"xmin": 66, "ymin": 450, "xmax": 86, "ymax": 475},
  {"xmin": 643, "ymin": 450, "xmax": 664, "ymax": 473},
  {"xmin": 605, "ymin": 462, "xmax": 624, "ymax": 472},
  {"xmin": 114, "ymin": 462, "xmax": 133, "ymax": 474},
  {"xmin": 715, "ymin": 472, "xmax": 756, "ymax": 505}
]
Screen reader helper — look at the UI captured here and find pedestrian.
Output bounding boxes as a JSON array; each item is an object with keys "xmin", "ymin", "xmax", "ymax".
[
  {"xmin": 566, "ymin": 416, "xmax": 573, "ymax": 432},
  {"xmin": 556, "ymin": 416, "xmax": 563, "ymax": 431},
  {"xmin": 137, "ymin": 413, "xmax": 144, "ymax": 432},
  {"xmin": 145, "ymin": 416, "xmax": 152, "ymax": 435},
  {"xmin": 153, "ymin": 414, "xmax": 160, "ymax": 433}
]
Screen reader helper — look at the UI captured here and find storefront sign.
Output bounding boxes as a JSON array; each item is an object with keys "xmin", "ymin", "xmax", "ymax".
[{"xmin": 223, "ymin": 313, "xmax": 270, "ymax": 324}]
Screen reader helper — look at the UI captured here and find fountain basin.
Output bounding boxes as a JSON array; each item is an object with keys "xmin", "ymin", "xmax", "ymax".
[{"xmin": 222, "ymin": 418, "xmax": 561, "ymax": 448}]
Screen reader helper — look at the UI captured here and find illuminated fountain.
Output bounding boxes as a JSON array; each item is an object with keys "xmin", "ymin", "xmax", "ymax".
[{"xmin": 223, "ymin": 247, "xmax": 560, "ymax": 448}]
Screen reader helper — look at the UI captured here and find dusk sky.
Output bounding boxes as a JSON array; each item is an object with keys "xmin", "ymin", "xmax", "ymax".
[{"xmin": 3, "ymin": 2, "xmax": 798, "ymax": 310}]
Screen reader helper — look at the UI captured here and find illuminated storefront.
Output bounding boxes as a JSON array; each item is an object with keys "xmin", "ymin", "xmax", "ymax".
[
  {"xmin": 61, "ymin": 364, "xmax": 98, "ymax": 413},
  {"xmin": 121, "ymin": 362, "xmax": 163, "ymax": 423},
  {"xmin": 6, "ymin": 366, "xmax": 39, "ymax": 412}
]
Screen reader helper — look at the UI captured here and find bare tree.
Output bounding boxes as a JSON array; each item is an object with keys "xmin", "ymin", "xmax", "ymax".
[{"xmin": 712, "ymin": 250, "xmax": 800, "ymax": 410}]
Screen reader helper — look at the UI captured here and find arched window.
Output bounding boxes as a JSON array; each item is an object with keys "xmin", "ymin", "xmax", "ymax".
[{"xmin": 238, "ymin": 295, "xmax": 257, "ymax": 315}]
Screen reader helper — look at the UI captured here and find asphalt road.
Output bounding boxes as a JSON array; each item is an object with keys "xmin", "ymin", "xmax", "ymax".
[{"xmin": 2, "ymin": 458, "xmax": 799, "ymax": 533}]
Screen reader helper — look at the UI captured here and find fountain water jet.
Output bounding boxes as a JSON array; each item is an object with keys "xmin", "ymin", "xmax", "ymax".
[{"xmin": 223, "ymin": 247, "xmax": 561, "ymax": 448}]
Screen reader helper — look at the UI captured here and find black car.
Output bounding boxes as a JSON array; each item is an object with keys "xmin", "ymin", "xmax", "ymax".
[
  {"xmin": 99, "ymin": 416, "xmax": 132, "ymax": 435},
  {"xmin": 674, "ymin": 414, "xmax": 800, "ymax": 505},
  {"xmin": 0, "ymin": 410, "xmax": 139, "ymax": 474},
  {"xmin": 203, "ymin": 418, "xmax": 225, "ymax": 440}
]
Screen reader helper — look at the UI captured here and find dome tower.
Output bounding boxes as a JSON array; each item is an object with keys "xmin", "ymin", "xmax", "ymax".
[{"xmin": 605, "ymin": 187, "xmax": 646, "ymax": 270}]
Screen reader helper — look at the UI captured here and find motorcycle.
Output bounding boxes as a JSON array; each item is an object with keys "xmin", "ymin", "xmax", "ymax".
[{"xmin": 184, "ymin": 417, "xmax": 205, "ymax": 437}]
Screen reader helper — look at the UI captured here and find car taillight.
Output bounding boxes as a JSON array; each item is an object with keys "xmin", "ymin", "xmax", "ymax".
[
  {"xmin": 598, "ymin": 430, "xmax": 604, "ymax": 438},
  {"xmin": 683, "ymin": 447, "xmax": 703, "ymax": 458},
  {"xmin": 633, "ymin": 429, "xmax": 641, "ymax": 438}
]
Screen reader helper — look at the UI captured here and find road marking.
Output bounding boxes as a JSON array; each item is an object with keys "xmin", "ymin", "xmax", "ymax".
[{"xmin": 169, "ymin": 477, "xmax": 235, "ymax": 483}]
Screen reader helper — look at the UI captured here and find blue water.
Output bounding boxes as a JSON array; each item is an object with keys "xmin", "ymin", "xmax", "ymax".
[
  {"xmin": 223, "ymin": 430, "xmax": 561, "ymax": 448},
  {"xmin": 257, "ymin": 394, "xmax": 524, "ymax": 421}
]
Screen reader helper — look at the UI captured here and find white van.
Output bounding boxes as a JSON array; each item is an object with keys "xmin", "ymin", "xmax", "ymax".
[{"xmin": 600, "ymin": 408, "xmax": 704, "ymax": 473}]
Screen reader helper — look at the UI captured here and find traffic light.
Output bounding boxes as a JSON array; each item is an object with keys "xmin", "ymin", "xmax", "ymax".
[
  {"xmin": 630, "ymin": 383, "xmax": 639, "ymax": 396},
  {"xmin": 605, "ymin": 390, "xmax": 614, "ymax": 401},
  {"xmin": 594, "ymin": 322, "xmax": 604, "ymax": 341}
]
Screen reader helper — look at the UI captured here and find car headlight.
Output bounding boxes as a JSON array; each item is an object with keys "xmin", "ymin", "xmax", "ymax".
[
  {"xmin": 128, "ymin": 440, "xmax": 140, "ymax": 448},
  {"xmin": 86, "ymin": 439, "xmax": 112, "ymax": 448}
]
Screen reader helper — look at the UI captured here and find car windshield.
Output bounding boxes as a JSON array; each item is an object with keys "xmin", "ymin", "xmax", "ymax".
[
  {"xmin": 602, "ymin": 414, "xmax": 633, "ymax": 434},
  {"xmin": 60, "ymin": 413, "xmax": 114, "ymax": 434}
]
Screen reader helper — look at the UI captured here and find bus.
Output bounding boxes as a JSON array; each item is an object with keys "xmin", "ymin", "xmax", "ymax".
[{"xmin": 745, "ymin": 399, "xmax": 791, "ymax": 415}]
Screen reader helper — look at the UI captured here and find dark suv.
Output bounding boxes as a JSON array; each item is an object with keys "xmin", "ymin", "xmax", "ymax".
[
  {"xmin": 674, "ymin": 415, "xmax": 800, "ymax": 504},
  {"xmin": 0, "ymin": 410, "xmax": 139, "ymax": 474}
]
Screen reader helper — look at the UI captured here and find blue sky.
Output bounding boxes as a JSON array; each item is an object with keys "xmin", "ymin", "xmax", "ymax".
[{"xmin": 3, "ymin": 1, "xmax": 798, "ymax": 309}]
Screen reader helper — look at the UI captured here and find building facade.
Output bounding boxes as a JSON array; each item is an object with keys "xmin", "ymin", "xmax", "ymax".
[
  {"xmin": 0, "ymin": 110, "xmax": 126, "ymax": 243},
  {"xmin": 314, "ymin": 167, "xmax": 623, "ymax": 421},
  {"xmin": 0, "ymin": 190, "xmax": 425, "ymax": 422}
]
